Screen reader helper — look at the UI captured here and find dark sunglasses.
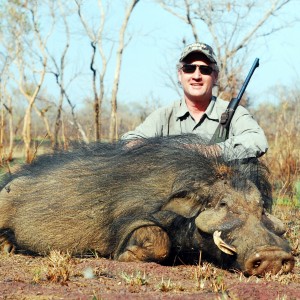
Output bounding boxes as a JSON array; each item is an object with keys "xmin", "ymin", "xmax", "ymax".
[{"xmin": 181, "ymin": 64, "xmax": 214, "ymax": 75}]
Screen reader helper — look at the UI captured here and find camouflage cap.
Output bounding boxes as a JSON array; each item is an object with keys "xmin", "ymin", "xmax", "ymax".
[{"xmin": 179, "ymin": 42, "xmax": 219, "ymax": 72}]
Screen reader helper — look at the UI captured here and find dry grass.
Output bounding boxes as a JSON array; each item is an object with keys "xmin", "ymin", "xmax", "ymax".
[
  {"xmin": 121, "ymin": 270, "xmax": 149, "ymax": 286},
  {"xmin": 193, "ymin": 253, "xmax": 228, "ymax": 293},
  {"xmin": 157, "ymin": 277, "xmax": 176, "ymax": 292},
  {"xmin": 0, "ymin": 99, "xmax": 298, "ymax": 298},
  {"xmin": 44, "ymin": 250, "xmax": 73, "ymax": 285},
  {"xmin": 258, "ymin": 99, "xmax": 300, "ymax": 205}
]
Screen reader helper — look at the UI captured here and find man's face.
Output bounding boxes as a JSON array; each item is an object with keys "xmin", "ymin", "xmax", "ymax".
[{"xmin": 178, "ymin": 53, "xmax": 218, "ymax": 103}]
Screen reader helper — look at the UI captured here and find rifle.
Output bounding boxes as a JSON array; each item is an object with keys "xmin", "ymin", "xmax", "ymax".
[{"xmin": 210, "ymin": 58, "xmax": 260, "ymax": 144}]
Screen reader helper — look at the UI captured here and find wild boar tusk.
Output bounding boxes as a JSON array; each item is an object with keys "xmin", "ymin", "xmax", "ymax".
[{"xmin": 213, "ymin": 231, "xmax": 237, "ymax": 255}]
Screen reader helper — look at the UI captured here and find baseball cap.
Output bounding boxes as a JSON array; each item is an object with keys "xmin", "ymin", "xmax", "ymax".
[{"xmin": 179, "ymin": 42, "xmax": 219, "ymax": 72}]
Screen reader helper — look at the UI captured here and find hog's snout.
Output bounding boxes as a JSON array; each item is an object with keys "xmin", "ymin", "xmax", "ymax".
[{"xmin": 244, "ymin": 247, "xmax": 295, "ymax": 276}]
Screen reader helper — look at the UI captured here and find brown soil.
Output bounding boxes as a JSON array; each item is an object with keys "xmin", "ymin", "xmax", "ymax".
[{"xmin": 0, "ymin": 253, "xmax": 299, "ymax": 300}]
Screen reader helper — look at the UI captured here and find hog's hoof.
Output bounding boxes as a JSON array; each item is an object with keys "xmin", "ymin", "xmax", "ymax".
[
  {"xmin": 117, "ymin": 226, "xmax": 171, "ymax": 263},
  {"xmin": 0, "ymin": 236, "xmax": 15, "ymax": 254}
]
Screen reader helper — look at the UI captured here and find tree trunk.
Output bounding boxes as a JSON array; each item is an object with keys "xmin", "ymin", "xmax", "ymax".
[{"xmin": 109, "ymin": 0, "xmax": 140, "ymax": 142}]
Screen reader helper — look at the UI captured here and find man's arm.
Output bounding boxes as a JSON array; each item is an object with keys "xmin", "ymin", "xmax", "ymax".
[
  {"xmin": 121, "ymin": 104, "xmax": 175, "ymax": 140},
  {"xmin": 121, "ymin": 111, "xmax": 161, "ymax": 140},
  {"xmin": 216, "ymin": 105, "xmax": 268, "ymax": 160}
]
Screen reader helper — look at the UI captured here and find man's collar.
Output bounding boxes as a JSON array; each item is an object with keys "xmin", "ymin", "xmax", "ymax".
[
  {"xmin": 176, "ymin": 99, "xmax": 190, "ymax": 119},
  {"xmin": 205, "ymin": 96, "xmax": 219, "ymax": 120},
  {"xmin": 176, "ymin": 96, "xmax": 219, "ymax": 120}
]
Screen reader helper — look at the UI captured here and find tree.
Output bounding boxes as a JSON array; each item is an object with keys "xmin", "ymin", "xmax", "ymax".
[
  {"xmin": 0, "ymin": 1, "xmax": 54, "ymax": 162},
  {"xmin": 19, "ymin": 2, "xmax": 53, "ymax": 162},
  {"xmin": 75, "ymin": 0, "xmax": 109, "ymax": 142},
  {"xmin": 0, "ymin": 1, "xmax": 30, "ymax": 161},
  {"xmin": 157, "ymin": 0, "xmax": 298, "ymax": 101},
  {"xmin": 0, "ymin": 54, "xmax": 14, "ymax": 162},
  {"xmin": 75, "ymin": 0, "xmax": 140, "ymax": 141},
  {"xmin": 109, "ymin": 0, "xmax": 140, "ymax": 141}
]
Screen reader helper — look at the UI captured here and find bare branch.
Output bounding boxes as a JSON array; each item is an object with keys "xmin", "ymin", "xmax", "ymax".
[
  {"xmin": 109, "ymin": 0, "xmax": 140, "ymax": 141},
  {"xmin": 75, "ymin": 0, "xmax": 109, "ymax": 141},
  {"xmin": 159, "ymin": 0, "xmax": 298, "ymax": 99},
  {"xmin": 184, "ymin": 0, "xmax": 198, "ymax": 42}
]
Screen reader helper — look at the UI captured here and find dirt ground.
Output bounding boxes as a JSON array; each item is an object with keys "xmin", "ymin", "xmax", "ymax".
[{"xmin": 0, "ymin": 252, "xmax": 299, "ymax": 300}]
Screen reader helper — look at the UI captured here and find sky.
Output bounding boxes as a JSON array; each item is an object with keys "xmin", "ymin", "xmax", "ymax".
[
  {"xmin": 41, "ymin": 0, "xmax": 300, "ymax": 110},
  {"xmin": 107, "ymin": 0, "xmax": 300, "ymax": 109}
]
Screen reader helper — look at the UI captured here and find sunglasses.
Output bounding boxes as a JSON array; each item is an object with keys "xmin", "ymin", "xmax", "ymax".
[{"xmin": 181, "ymin": 64, "xmax": 214, "ymax": 75}]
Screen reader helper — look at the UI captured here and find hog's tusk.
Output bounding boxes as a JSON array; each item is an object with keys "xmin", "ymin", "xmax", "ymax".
[{"xmin": 213, "ymin": 231, "xmax": 237, "ymax": 255}]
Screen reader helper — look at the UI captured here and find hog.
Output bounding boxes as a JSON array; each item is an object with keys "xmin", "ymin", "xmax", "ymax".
[{"xmin": 0, "ymin": 135, "xmax": 295, "ymax": 276}]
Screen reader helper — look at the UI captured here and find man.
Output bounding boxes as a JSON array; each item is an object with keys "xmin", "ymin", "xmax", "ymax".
[{"xmin": 122, "ymin": 42, "xmax": 268, "ymax": 160}]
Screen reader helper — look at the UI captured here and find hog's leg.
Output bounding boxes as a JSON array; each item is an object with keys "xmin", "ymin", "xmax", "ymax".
[
  {"xmin": 0, "ymin": 235, "xmax": 15, "ymax": 254},
  {"xmin": 117, "ymin": 226, "xmax": 171, "ymax": 263}
]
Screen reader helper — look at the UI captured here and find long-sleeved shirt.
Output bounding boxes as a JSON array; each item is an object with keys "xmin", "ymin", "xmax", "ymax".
[{"xmin": 121, "ymin": 97, "xmax": 268, "ymax": 160}]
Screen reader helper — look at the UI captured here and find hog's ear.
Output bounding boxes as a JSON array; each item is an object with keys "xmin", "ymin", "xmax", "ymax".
[
  {"xmin": 263, "ymin": 212, "xmax": 287, "ymax": 236},
  {"xmin": 161, "ymin": 191, "xmax": 202, "ymax": 218}
]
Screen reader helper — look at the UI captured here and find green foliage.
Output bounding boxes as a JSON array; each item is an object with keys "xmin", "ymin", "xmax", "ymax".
[
  {"xmin": 274, "ymin": 197, "xmax": 299, "ymax": 208},
  {"xmin": 295, "ymin": 181, "xmax": 300, "ymax": 206},
  {"xmin": 274, "ymin": 180, "xmax": 300, "ymax": 208}
]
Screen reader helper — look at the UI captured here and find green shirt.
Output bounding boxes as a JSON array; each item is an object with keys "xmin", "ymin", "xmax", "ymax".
[{"xmin": 121, "ymin": 97, "xmax": 268, "ymax": 159}]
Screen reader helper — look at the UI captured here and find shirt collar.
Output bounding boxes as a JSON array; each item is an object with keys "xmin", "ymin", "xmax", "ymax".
[
  {"xmin": 205, "ymin": 96, "xmax": 219, "ymax": 120},
  {"xmin": 175, "ymin": 99, "xmax": 190, "ymax": 119},
  {"xmin": 176, "ymin": 96, "xmax": 219, "ymax": 121}
]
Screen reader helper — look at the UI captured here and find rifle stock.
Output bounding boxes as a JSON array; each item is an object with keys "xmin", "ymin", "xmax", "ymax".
[{"xmin": 210, "ymin": 58, "xmax": 260, "ymax": 144}]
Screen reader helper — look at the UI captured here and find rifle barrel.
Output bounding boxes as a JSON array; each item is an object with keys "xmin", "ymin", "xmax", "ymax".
[
  {"xmin": 235, "ymin": 58, "xmax": 260, "ymax": 105},
  {"xmin": 209, "ymin": 57, "xmax": 260, "ymax": 144}
]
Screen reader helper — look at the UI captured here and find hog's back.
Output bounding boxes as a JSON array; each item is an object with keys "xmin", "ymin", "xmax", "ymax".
[{"xmin": 0, "ymin": 145, "xmax": 177, "ymax": 256}]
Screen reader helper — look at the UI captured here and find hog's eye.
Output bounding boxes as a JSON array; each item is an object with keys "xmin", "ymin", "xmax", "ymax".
[{"xmin": 219, "ymin": 200, "xmax": 227, "ymax": 207}]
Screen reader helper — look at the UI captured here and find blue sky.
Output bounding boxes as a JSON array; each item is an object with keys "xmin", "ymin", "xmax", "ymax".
[
  {"xmin": 45, "ymin": 0, "xmax": 300, "ymax": 109},
  {"xmin": 113, "ymin": 1, "xmax": 300, "ymax": 108}
]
